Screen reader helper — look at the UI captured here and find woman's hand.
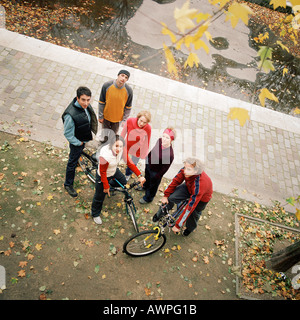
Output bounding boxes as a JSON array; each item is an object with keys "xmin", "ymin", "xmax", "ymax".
[
  {"xmin": 103, "ymin": 188, "xmax": 110, "ymax": 197},
  {"xmin": 138, "ymin": 176, "xmax": 146, "ymax": 186}
]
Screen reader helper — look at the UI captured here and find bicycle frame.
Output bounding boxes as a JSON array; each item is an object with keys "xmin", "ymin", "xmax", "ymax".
[
  {"xmin": 110, "ymin": 178, "xmax": 140, "ymax": 233},
  {"xmin": 157, "ymin": 200, "xmax": 189, "ymax": 235}
]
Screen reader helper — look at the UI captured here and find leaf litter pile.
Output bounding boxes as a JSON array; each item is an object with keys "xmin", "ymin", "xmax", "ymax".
[{"xmin": 230, "ymin": 199, "xmax": 300, "ymax": 299}]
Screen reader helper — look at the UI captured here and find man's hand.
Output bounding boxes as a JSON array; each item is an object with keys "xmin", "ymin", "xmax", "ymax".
[
  {"xmin": 172, "ymin": 225, "xmax": 180, "ymax": 234},
  {"xmin": 99, "ymin": 119, "xmax": 104, "ymax": 123},
  {"xmin": 161, "ymin": 196, "xmax": 168, "ymax": 205}
]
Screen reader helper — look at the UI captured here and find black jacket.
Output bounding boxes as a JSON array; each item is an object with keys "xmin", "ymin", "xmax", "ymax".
[{"xmin": 62, "ymin": 98, "xmax": 98, "ymax": 142}]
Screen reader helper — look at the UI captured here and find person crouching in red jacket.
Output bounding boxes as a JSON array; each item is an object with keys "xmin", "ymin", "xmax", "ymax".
[{"xmin": 152, "ymin": 157, "xmax": 213, "ymax": 236}]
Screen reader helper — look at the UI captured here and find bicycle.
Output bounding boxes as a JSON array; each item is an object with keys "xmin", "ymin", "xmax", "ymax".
[
  {"xmin": 78, "ymin": 148, "xmax": 140, "ymax": 233},
  {"xmin": 109, "ymin": 178, "xmax": 141, "ymax": 233},
  {"xmin": 123, "ymin": 199, "xmax": 188, "ymax": 257},
  {"xmin": 78, "ymin": 148, "xmax": 98, "ymax": 184}
]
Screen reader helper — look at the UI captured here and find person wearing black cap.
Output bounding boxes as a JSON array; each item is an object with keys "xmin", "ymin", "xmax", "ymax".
[{"xmin": 98, "ymin": 69, "xmax": 133, "ymax": 143}]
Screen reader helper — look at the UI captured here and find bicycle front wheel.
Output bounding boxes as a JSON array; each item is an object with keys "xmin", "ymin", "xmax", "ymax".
[
  {"xmin": 126, "ymin": 203, "xmax": 139, "ymax": 233},
  {"xmin": 123, "ymin": 230, "xmax": 166, "ymax": 257},
  {"xmin": 78, "ymin": 152, "xmax": 97, "ymax": 183}
]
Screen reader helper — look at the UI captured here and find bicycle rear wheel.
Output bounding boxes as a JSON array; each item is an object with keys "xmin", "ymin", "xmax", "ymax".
[
  {"xmin": 78, "ymin": 152, "xmax": 97, "ymax": 183},
  {"xmin": 126, "ymin": 203, "xmax": 139, "ymax": 233},
  {"xmin": 123, "ymin": 230, "xmax": 166, "ymax": 257}
]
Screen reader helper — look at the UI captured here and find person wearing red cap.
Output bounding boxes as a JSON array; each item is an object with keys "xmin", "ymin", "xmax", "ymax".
[
  {"xmin": 98, "ymin": 69, "xmax": 133, "ymax": 143},
  {"xmin": 139, "ymin": 127, "xmax": 175, "ymax": 204}
]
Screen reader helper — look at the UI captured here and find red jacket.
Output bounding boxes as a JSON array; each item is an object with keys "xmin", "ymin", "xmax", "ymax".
[
  {"xmin": 121, "ymin": 117, "xmax": 151, "ymax": 159},
  {"xmin": 164, "ymin": 168, "xmax": 213, "ymax": 228}
]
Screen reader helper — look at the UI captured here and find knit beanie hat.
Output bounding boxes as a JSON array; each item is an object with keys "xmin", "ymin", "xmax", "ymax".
[{"xmin": 118, "ymin": 69, "xmax": 130, "ymax": 78}]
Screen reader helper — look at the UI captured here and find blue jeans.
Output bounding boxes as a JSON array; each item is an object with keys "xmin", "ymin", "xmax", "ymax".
[{"xmin": 64, "ymin": 143, "xmax": 85, "ymax": 187}]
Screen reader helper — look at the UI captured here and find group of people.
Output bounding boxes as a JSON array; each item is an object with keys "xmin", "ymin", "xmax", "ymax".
[{"xmin": 62, "ymin": 69, "xmax": 213, "ymax": 236}]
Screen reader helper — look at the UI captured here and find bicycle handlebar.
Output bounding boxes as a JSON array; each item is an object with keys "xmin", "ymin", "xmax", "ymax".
[{"xmin": 110, "ymin": 180, "xmax": 140, "ymax": 193}]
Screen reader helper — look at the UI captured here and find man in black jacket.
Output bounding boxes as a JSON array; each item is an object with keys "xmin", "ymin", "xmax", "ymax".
[{"xmin": 62, "ymin": 87, "xmax": 98, "ymax": 197}]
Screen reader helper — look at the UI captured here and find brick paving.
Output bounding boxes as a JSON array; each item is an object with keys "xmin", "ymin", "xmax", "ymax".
[{"xmin": 0, "ymin": 29, "xmax": 299, "ymax": 210}]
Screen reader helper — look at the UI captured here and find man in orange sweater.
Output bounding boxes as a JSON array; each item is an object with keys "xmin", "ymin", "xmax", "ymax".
[
  {"xmin": 153, "ymin": 157, "xmax": 213, "ymax": 236},
  {"xmin": 98, "ymin": 70, "xmax": 133, "ymax": 143}
]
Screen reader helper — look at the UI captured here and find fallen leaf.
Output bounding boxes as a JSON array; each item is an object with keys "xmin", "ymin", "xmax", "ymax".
[
  {"xmin": 227, "ymin": 107, "xmax": 250, "ymax": 126},
  {"xmin": 19, "ymin": 261, "xmax": 28, "ymax": 268},
  {"xmin": 35, "ymin": 243, "xmax": 42, "ymax": 251},
  {"xmin": 18, "ymin": 270, "xmax": 26, "ymax": 277},
  {"xmin": 203, "ymin": 256, "xmax": 209, "ymax": 264}
]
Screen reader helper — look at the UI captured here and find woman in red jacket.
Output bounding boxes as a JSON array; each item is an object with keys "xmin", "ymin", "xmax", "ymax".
[
  {"xmin": 121, "ymin": 111, "xmax": 151, "ymax": 181},
  {"xmin": 153, "ymin": 157, "xmax": 213, "ymax": 236}
]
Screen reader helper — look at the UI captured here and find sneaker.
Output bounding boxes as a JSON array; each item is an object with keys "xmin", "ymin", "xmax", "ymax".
[
  {"xmin": 93, "ymin": 216, "xmax": 102, "ymax": 225},
  {"xmin": 139, "ymin": 197, "xmax": 149, "ymax": 204},
  {"xmin": 64, "ymin": 185, "xmax": 78, "ymax": 197},
  {"xmin": 182, "ymin": 229, "xmax": 191, "ymax": 237},
  {"xmin": 152, "ymin": 213, "xmax": 159, "ymax": 222}
]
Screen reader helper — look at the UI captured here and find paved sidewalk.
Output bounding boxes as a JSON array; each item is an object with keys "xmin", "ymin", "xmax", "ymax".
[{"xmin": 0, "ymin": 29, "xmax": 299, "ymax": 210}]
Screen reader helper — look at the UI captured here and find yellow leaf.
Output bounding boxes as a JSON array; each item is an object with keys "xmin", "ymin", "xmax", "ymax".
[
  {"xmin": 225, "ymin": 3, "xmax": 253, "ymax": 28},
  {"xmin": 184, "ymin": 52, "xmax": 200, "ymax": 68},
  {"xmin": 102, "ymin": 274, "xmax": 106, "ymax": 279},
  {"xmin": 174, "ymin": 0, "xmax": 198, "ymax": 33},
  {"xmin": 227, "ymin": 107, "xmax": 250, "ymax": 127},
  {"xmin": 36, "ymin": 202, "xmax": 41, "ymax": 206},
  {"xmin": 164, "ymin": 248, "xmax": 170, "ymax": 253},
  {"xmin": 277, "ymin": 40, "xmax": 289, "ymax": 52},
  {"xmin": 161, "ymin": 22, "xmax": 177, "ymax": 43},
  {"xmin": 293, "ymin": 107, "xmax": 300, "ymax": 114},
  {"xmin": 270, "ymin": 0, "xmax": 287, "ymax": 10},
  {"xmin": 283, "ymin": 67, "xmax": 289, "ymax": 75},
  {"xmin": 195, "ymin": 12, "xmax": 211, "ymax": 23},
  {"xmin": 163, "ymin": 43, "xmax": 178, "ymax": 76},
  {"xmin": 53, "ymin": 229, "xmax": 61, "ymax": 235},
  {"xmin": 258, "ymin": 88, "xmax": 279, "ymax": 107},
  {"xmin": 35, "ymin": 243, "xmax": 42, "ymax": 251},
  {"xmin": 193, "ymin": 39, "xmax": 209, "ymax": 53},
  {"xmin": 47, "ymin": 194, "xmax": 54, "ymax": 201},
  {"xmin": 296, "ymin": 208, "xmax": 300, "ymax": 221}
]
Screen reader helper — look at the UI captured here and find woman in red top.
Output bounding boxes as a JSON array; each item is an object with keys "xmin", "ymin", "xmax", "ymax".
[{"xmin": 121, "ymin": 111, "xmax": 151, "ymax": 181}]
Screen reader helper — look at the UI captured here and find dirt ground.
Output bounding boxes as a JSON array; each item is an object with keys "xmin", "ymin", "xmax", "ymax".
[{"xmin": 0, "ymin": 131, "xmax": 299, "ymax": 301}]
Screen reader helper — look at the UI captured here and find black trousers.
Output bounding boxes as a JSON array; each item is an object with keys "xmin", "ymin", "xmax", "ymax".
[
  {"xmin": 156, "ymin": 183, "xmax": 208, "ymax": 232},
  {"xmin": 91, "ymin": 168, "xmax": 126, "ymax": 217},
  {"xmin": 64, "ymin": 143, "xmax": 85, "ymax": 187},
  {"xmin": 142, "ymin": 164, "xmax": 162, "ymax": 203}
]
